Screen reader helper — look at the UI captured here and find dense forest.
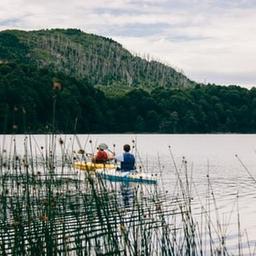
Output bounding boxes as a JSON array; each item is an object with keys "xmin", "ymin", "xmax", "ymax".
[
  {"xmin": 0, "ymin": 62, "xmax": 256, "ymax": 134},
  {"xmin": 0, "ymin": 29, "xmax": 255, "ymax": 134}
]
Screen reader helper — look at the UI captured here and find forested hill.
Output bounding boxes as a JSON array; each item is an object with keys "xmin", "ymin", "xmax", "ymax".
[
  {"xmin": 0, "ymin": 28, "xmax": 194, "ymax": 89},
  {"xmin": 1, "ymin": 28, "xmax": 255, "ymax": 134},
  {"xmin": 0, "ymin": 60, "xmax": 256, "ymax": 134}
]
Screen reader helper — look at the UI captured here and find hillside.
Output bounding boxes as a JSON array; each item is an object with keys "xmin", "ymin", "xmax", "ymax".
[
  {"xmin": 1, "ymin": 28, "xmax": 254, "ymax": 134},
  {"xmin": 0, "ymin": 28, "xmax": 194, "ymax": 90},
  {"xmin": 0, "ymin": 60, "xmax": 255, "ymax": 134}
]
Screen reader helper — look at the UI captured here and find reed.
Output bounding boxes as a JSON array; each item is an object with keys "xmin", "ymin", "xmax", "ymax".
[{"xmin": 0, "ymin": 135, "xmax": 253, "ymax": 255}]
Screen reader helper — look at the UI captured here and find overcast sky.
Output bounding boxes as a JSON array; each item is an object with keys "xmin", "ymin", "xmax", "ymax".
[{"xmin": 1, "ymin": 0, "xmax": 256, "ymax": 87}]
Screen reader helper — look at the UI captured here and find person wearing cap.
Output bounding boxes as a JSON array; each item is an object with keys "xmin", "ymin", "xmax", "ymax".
[
  {"xmin": 116, "ymin": 144, "xmax": 135, "ymax": 172},
  {"xmin": 92, "ymin": 143, "xmax": 114, "ymax": 163}
]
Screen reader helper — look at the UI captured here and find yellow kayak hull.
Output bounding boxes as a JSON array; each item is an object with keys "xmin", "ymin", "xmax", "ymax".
[{"xmin": 74, "ymin": 162, "xmax": 116, "ymax": 171}]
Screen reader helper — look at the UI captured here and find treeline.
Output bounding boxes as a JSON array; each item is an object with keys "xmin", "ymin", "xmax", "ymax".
[{"xmin": 0, "ymin": 62, "xmax": 256, "ymax": 134}]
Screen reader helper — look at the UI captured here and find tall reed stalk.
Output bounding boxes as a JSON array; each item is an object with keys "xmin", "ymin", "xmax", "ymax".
[{"xmin": 0, "ymin": 135, "xmax": 253, "ymax": 255}]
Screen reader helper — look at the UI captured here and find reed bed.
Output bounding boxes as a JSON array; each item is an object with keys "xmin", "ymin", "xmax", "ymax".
[{"xmin": 0, "ymin": 135, "xmax": 253, "ymax": 255}]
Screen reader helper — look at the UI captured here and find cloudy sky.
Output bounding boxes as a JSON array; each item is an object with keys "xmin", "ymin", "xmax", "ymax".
[{"xmin": 1, "ymin": 0, "xmax": 256, "ymax": 87}]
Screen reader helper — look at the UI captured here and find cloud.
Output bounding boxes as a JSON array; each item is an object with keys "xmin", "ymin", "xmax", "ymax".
[{"xmin": 0, "ymin": 0, "xmax": 256, "ymax": 87}]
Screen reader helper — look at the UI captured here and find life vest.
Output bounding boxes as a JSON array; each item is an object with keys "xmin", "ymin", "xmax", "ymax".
[
  {"xmin": 95, "ymin": 150, "xmax": 108, "ymax": 163},
  {"xmin": 121, "ymin": 152, "xmax": 135, "ymax": 171}
]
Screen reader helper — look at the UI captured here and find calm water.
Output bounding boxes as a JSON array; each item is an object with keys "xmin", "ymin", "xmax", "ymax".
[{"xmin": 2, "ymin": 134, "xmax": 256, "ymax": 253}]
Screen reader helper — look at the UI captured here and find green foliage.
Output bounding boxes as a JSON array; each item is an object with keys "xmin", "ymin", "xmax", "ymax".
[
  {"xmin": 1, "ymin": 29, "xmax": 256, "ymax": 133},
  {"xmin": 0, "ymin": 29, "xmax": 193, "ymax": 89},
  {"xmin": 0, "ymin": 31, "xmax": 29, "ymax": 63}
]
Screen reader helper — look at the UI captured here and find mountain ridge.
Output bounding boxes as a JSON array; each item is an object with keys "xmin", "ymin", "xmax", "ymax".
[
  {"xmin": 0, "ymin": 30, "xmax": 255, "ymax": 134},
  {"xmin": 0, "ymin": 28, "xmax": 195, "ymax": 90}
]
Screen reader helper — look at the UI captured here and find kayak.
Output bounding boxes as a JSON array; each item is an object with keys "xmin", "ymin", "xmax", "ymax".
[
  {"xmin": 74, "ymin": 161, "xmax": 116, "ymax": 171},
  {"xmin": 96, "ymin": 169, "xmax": 158, "ymax": 184}
]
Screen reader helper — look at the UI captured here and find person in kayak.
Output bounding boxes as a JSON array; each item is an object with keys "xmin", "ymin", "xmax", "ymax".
[
  {"xmin": 92, "ymin": 143, "xmax": 114, "ymax": 163},
  {"xmin": 116, "ymin": 144, "xmax": 135, "ymax": 172}
]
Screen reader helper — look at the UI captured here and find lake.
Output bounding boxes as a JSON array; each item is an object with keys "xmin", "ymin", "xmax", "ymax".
[
  {"xmin": 84, "ymin": 134, "xmax": 256, "ymax": 253},
  {"xmin": 1, "ymin": 134, "xmax": 256, "ymax": 254}
]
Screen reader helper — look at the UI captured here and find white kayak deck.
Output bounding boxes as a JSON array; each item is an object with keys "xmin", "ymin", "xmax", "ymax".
[{"xmin": 96, "ymin": 169, "xmax": 158, "ymax": 184}]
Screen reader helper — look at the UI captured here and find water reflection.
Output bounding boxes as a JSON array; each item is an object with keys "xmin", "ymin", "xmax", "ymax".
[
  {"xmin": 2, "ymin": 134, "xmax": 256, "ymax": 254},
  {"xmin": 120, "ymin": 182, "xmax": 134, "ymax": 208}
]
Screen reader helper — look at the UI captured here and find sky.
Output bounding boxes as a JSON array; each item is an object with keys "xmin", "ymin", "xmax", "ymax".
[{"xmin": 1, "ymin": 0, "xmax": 256, "ymax": 87}]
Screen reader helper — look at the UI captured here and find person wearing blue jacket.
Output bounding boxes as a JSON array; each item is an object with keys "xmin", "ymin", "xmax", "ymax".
[{"xmin": 116, "ymin": 144, "xmax": 135, "ymax": 172}]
